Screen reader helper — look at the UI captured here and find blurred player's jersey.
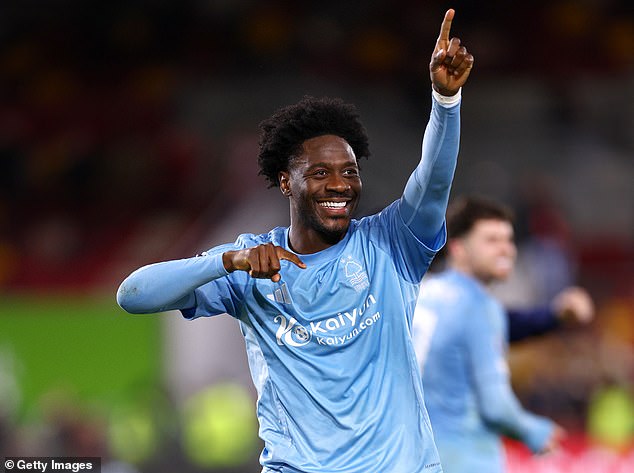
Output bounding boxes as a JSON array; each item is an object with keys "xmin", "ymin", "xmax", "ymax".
[
  {"xmin": 413, "ymin": 270, "xmax": 552, "ymax": 473},
  {"xmin": 182, "ymin": 201, "xmax": 443, "ymax": 473}
]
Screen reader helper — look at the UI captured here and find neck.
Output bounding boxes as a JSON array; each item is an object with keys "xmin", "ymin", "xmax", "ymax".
[{"xmin": 288, "ymin": 225, "xmax": 346, "ymax": 254}]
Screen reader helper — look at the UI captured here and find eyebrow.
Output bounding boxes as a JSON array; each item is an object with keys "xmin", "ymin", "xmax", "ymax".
[{"xmin": 305, "ymin": 160, "xmax": 358, "ymax": 170}]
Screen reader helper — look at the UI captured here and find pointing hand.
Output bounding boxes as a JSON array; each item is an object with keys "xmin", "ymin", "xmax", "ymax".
[
  {"xmin": 223, "ymin": 243, "xmax": 306, "ymax": 282},
  {"xmin": 430, "ymin": 9, "xmax": 474, "ymax": 96}
]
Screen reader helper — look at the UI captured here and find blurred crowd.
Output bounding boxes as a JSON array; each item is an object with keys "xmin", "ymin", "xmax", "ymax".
[
  {"xmin": 1, "ymin": 0, "xmax": 632, "ymax": 290},
  {"xmin": 0, "ymin": 0, "xmax": 632, "ymax": 471}
]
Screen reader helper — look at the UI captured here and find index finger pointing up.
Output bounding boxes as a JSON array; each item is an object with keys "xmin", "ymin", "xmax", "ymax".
[{"xmin": 438, "ymin": 9, "xmax": 455, "ymax": 42}]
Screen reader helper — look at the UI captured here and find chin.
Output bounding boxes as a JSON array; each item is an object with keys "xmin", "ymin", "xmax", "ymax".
[
  {"xmin": 318, "ymin": 219, "xmax": 351, "ymax": 243},
  {"xmin": 495, "ymin": 268, "xmax": 513, "ymax": 281}
]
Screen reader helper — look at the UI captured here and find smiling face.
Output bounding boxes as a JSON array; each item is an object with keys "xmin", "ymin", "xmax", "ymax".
[
  {"xmin": 449, "ymin": 218, "xmax": 517, "ymax": 284},
  {"xmin": 279, "ymin": 134, "xmax": 362, "ymax": 254}
]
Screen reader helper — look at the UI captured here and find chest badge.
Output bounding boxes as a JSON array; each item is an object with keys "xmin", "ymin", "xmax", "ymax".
[{"xmin": 341, "ymin": 256, "xmax": 369, "ymax": 292}]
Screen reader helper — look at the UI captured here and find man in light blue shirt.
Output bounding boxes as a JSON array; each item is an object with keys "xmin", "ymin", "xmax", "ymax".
[
  {"xmin": 117, "ymin": 9, "xmax": 474, "ymax": 472},
  {"xmin": 413, "ymin": 196, "xmax": 563, "ymax": 473}
]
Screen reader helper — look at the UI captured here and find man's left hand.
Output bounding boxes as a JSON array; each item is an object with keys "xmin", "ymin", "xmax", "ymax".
[{"xmin": 430, "ymin": 9, "xmax": 474, "ymax": 96}]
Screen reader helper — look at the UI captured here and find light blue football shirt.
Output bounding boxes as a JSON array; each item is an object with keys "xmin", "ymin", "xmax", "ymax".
[
  {"xmin": 117, "ymin": 94, "xmax": 462, "ymax": 472},
  {"xmin": 183, "ymin": 202, "xmax": 444, "ymax": 472},
  {"xmin": 412, "ymin": 270, "xmax": 554, "ymax": 473}
]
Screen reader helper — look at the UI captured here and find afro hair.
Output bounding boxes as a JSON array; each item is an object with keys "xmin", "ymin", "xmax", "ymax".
[{"xmin": 257, "ymin": 96, "xmax": 370, "ymax": 188}]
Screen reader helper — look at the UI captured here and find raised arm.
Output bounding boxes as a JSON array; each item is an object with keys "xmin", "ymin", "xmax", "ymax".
[
  {"xmin": 400, "ymin": 9, "xmax": 474, "ymax": 248},
  {"xmin": 508, "ymin": 286, "xmax": 594, "ymax": 342},
  {"xmin": 507, "ymin": 307, "xmax": 559, "ymax": 342}
]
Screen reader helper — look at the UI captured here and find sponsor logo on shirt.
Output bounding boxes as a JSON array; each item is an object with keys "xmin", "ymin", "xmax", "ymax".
[
  {"xmin": 273, "ymin": 294, "xmax": 381, "ymax": 348},
  {"xmin": 274, "ymin": 314, "xmax": 312, "ymax": 347}
]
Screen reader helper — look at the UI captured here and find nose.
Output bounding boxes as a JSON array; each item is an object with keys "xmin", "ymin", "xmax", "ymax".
[{"xmin": 325, "ymin": 173, "xmax": 351, "ymax": 193}]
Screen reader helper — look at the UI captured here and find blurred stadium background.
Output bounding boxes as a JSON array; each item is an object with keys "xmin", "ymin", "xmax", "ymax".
[{"xmin": 0, "ymin": 1, "xmax": 632, "ymax": 471}]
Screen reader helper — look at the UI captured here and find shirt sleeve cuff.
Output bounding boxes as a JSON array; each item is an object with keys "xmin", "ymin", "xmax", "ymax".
[
  {"xmin": 432, "ymin": 87, "xmax": 461, "ymax": 108},
  {"xmin": 206, "ymin": 251, "xmax": 230, "ymax": 278}
]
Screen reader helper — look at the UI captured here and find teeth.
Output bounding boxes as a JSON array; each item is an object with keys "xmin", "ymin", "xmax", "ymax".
[{"xmin": 319, "ymin": 201, "xmax": 346, "ymax": 208}]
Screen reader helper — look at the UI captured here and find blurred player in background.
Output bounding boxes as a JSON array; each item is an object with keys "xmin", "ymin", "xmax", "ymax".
[
  {"xmin": 425, "ymin": 220, "xmax": 594, "ymax": 342},
  {"xmin": 118, "ymin": 9, "xmax": 473, "ymax": 473},
  {"xmin": 412, "ymin": 195, "xmax": 566, "ymax": 473}
]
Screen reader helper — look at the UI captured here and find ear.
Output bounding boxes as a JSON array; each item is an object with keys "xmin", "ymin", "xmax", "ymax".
[
  {"xmin": 279, "ymin": 171, "xmax": 291, "ymax": 197},
  {"xmin": 447, "ymin": 239, "xmax": 463, "ymax": 259}
]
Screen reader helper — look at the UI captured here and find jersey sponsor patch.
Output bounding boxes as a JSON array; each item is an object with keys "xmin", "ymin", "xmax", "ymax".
[{"xmin": 271, "ymin": 294, "xmax": 381, "ymax": 349}]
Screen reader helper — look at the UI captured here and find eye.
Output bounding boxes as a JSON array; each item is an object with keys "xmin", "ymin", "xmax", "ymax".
[
  {"xmin": 313, "ymin": 169, "xmax": 328, "ymax": 176},
  {"xmin": 343, "ymin": 168, "xmax": 359, "ymax": 176}
]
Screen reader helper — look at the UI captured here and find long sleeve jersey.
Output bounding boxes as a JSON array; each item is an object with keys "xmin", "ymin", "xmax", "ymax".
[
  {"xmin": 117, "ymin": 91, "xmax": 462, "ymax": 473},
  {"xmin": 412, "ymin": 270, "xmax": 554, "ymax": 473}
]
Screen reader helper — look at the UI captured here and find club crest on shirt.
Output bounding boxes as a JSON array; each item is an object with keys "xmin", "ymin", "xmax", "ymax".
[{"xmin": 340, "ymin": 256, "xmax": 369, "ymax": 292}]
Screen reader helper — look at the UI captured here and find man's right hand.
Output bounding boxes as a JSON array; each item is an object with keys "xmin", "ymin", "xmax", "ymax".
[{"xmin": 223, "ymin": 243, "xmax": 306, "ymax": 282}]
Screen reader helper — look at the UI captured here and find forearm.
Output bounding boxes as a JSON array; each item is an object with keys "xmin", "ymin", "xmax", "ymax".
[
  {"xmin": 400, "ymin": 89, "xmax": 461, "ymax": 246},
  {"xmin": 116, "ymin": 253, "xmax": 228, "ymax": 314},
  {"xmin": 508, "ymin": 307, "xmax": 559, "ymax": 342},
  {"xmin": 479, "ymin": 383, "xmax": 553, "ymax": 453}
]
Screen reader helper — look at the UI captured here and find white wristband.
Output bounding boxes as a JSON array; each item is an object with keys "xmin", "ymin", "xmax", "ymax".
[{"xmin": 432, "ymin": 87, "xmax": 461, "ymax": 108}]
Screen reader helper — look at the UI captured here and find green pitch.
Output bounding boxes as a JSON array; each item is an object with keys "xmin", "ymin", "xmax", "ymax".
[{"xmin": 0, "ymin": 295, "xmax": 162, "ymax": 419}]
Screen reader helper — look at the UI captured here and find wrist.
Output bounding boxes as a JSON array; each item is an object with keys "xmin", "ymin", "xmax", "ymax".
[
  {"xmin": 432, "ymin": 87, "xmax": 461, "ymax": 107},
  {"xmin": 222, "ymin": 251, "xmax": 236, "ymax": 273}
]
